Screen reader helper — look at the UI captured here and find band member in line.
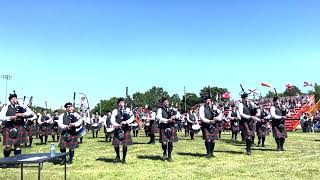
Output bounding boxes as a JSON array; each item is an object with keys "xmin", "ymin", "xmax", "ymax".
[
  {"xmin": 187, "ymin": 108, "xmax": 200, "ymax": 140},
  {"xmin": 256, "ymin": 104, "xmax": 270, "ymax": 147},
  {"xmin": 199, "ymin": 96, "xmax": 222, "ymax": 159},
  {"xmin": 228, "ymin": 105, "xmax": 240, "ymax": 141},
  {"xmin": 103, "ymin": 111, "xmax": 113, "ymax": 142},
  {"xmin": 147, "ymin": 107, "xmax": 158, "ymax": 144},
  {"xmin": 0, "ymin": 93, "xmax": 32, "ymax": 159},
  {"xmin": 91, "ymin": 112, "xmax": 101, "ymax": 138},
  {"xmin": 25, "ymin": 110, "xmax": 38, "ymax": 148},
  {"xmin": 157, "ymin": 97, "xmax": 181, "ymax": 162},
  {"xmin": 238, "ymin": 93, "xmax": 261, "ymax": 155},
  {"xmin": 38, "ymin": 109, "xmax": 52, "ymax": 145},
  {"xmin": 111, "ymin": 98, "xmax": 134, "ymax": 163},
  {"xmin": 270, "ymin": 97, "xmax": 289, "ymax": 151},
  {"xmin": 57, "ymin": 102, "xmax": 83, "ymax": 164},
  {"xmin": 51, "ymin": 111, "xmax": 61, "ymax": 142}
]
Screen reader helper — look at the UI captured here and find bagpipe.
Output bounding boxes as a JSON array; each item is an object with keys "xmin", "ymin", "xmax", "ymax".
[
  {"xmin": 273, "ymin": 88, "xmax": 288, "ymax": 132},
  {"xmin": 63, "ymin": 112, "xmax": 82, "ymax": 142},
  {"xmin": 115, "ymin": 107, "xmax": 133, "ymax": 140}
]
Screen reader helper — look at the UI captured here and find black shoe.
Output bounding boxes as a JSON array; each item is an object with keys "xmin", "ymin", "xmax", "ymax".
[
  {"xmin": 162, "ymin": 153, "xmax": 167, "ymax": 161},
  {"xmin": 121, "ymin": 159, "xmax": 127, "ymax": 164},
  {"xmin": 262, "ymin": 144, "xmax": 265, "ymax": 147},
  {"xmin": 167, "ymin": 157, "xmax": 173, "ymax": 162},
  {"xmin": 277, "ymin": 147, "xmax": 281, "ymax": 151},
  {"xmin": 147, "ymin": 141, "xmax": 152, "ymax": 144},
  {"xmin": 113, "ymin": 156, "xmax": 120, "ymax": 163},
  {"xmin": 210, "ymin": 153, "xmax": 215, "ymax": 158},
  {"xmin": 257, "ymin": 144, "xmax": 260, "ymax": 147},
  {"xmin": 280, "ymin": 147, "xmax": 285, "ymax": 151},
  {"xmin": 246, "ymin": 151, "xmax": 251, "ymax": 155},
  {"xmin": 206, "ymin": 154, "xmax": 212, "ymax": 159}
]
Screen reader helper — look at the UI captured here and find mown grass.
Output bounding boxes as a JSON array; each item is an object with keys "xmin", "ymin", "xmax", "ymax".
[{"xmin": 1, "ymin": 130, "xmax": 320, "ymax": 180}]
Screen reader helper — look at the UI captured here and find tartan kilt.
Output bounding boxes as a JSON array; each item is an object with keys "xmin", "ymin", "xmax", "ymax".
[
  {"xmin": 51, "ymin": 125, "xmax": 61, "ymax": 135},
  {"xmin": 201, "ymin": 123, "xmax": 218, "ymax": 141},
  {"xmin": 103, "ymin": 126, "xmax": 114, "ymax": 137},
  {"xmin": 39, "ymin": 124, "xmax": 51, "ymax": 136},
  {"xmin": 242, "ymin": 120, "xmax": 256, "ymax": 138},
  {"xmin": 216, "ymin": 121, "xmax": 223, "ymax": 131},
  {"xmin": 2, "ymin": 125, "xmax": 28, "ymax": 146},
  {"xmin": 150, "ymin": 121, "xmax": 159, "ymax": 134},
  {"xmin": 26, "ymin": 124, "xmax": 39, "ymax": 136},
  {"xmin": 59, "ymin": 130, "xmax": 79, "ymax": 149},
  {"xmin": 231, "ymin": 123, "xmax": 239, "ymax": 133},
  {"xmin": 112, "ymin": 129, "xmax": 132, "ymax": 146},
  {"xmin": 272, "ymin": 125, "xmax": 287, "ymax": 139},
  {"xmin": 159, "ymin": 127, "xmax": 178, "ymax": 143},
  {"xmin": 256, "ymin": 122, "xmax": 269, "ymax": 137}
]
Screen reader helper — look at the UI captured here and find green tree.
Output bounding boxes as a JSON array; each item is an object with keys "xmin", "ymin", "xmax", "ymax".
[
  {"xmin": 91, "ymin": 97, "xmax": 118, "ymax": 116},
  {"xmin": 283, "ymin": 85, "xmax": 302, "ymax": 96},
  {"xmin": 180, "ymin": 93, "xmax": 201, "ymax": 113},
  {"xmin": 314, "ymin": 83, "xmax": 320, "ymax": 102},
  {"xmin": 199, "ymin": 86, "xmax": 228, "ymax": 101},
  {"xmin": 170, "ymin": 94, "xmax": 181, "ymax": 108},
  {"xmin": 265, "ymin": 90, "xmax": 276, "ymax": 98}
]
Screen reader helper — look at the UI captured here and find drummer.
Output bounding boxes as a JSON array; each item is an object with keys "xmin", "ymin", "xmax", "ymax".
[
  {"xmin": 187, "ymin": 108, "xmax": 200, "ymax": 140},
  {"xmin": 91, "ymin": 112, "xmax": 102, "ymax": 138},
  {"xmin": 103, "ymin": 111, "xmax": 113, "ymax": 142}
]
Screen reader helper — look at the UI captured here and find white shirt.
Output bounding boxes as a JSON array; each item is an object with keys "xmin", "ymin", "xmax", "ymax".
[
  {"xmin": 156, "ymin": 108, "xmax": 181, "ymax": 124},
  {"xmin": 187, "ymin": 113, "xmax": 199, "ymax": 123},
  {"xmin": 238, "ymin": 102, "xmax": 251, "ymax": 120},
  {"xmin": 111, "ymin": 107, "xmax": 134, "ymax": 126},
  {"xmin": 38, "ymin": 113, "xmax": 53, "ymax": 124},
  {"xmin": 0, "ymin": 104, "xmax": 33, "ymax": 122},
  {"xmin": 57, "ymin": 112, "xmax": 83, "ymax": 129},
  {"xmin": 199, "ymin": 105, "xmax": 222, "ymax": 123},
  {"xmin": 270, "ymin": 106, "xmax": 283, "ymax": 120}
]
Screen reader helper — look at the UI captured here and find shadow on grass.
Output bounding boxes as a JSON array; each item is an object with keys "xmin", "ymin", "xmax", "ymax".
[
  {"xmin": 214, "ymin": 150, "xmax": 244, "ymax": 154},
  {"xmin": 251, "ymin": 148, "xmax": 278, "ymax": 152},
  {"xmin": 176, "ymin": 152, "xmax": 207, "ymax": 157},
  {"xmin": 132, "ymin": 142, "xmax": 149, "ymax": 145},
  {"xmin": 136, "ymin": 155, "xmax": 163, "ymax": 161},
  {"xmin": 96, "ymin": 157, "xmax": 115, "ymax": 163},
  {"xmin": 314, "ymin": 140, "xmax": 320, "ymax": 142},
  {"xmin": 219, "ymin": 139, "xmax": 245, "ymax": 146},
  {"xmin": 97, "ymin": 140, "xmax": 110, "ymax": 143}
]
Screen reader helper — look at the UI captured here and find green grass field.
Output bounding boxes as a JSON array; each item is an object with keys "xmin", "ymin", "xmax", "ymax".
[{"xmin": 1, "ymin": 130, "xmax": 320, "ymax": 180}]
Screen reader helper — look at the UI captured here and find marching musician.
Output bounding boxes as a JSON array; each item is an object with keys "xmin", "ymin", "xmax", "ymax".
[
  {"xmin": 187, "ymin": 108, "xmax": 199, "ymax": 140},
  {"xmin": 157, "ymin": 97, "xmax": 181, "ymax": 162},
  {"xmin": 57, "ymin": 102, "xmax": 83, "ymax": 164},
  {"xmin": 111, "ymin": 98, "xmax": 134, "ymax": 163},
  {"xmin": 270, "ymin": 96, "xmax": 288, "ymax": 151},
  {"xmin": 238, "ymin": 93, "xmax": 261, "ymax": 155},
  {"xmin": 147, "ymin": 107, "xmax": 157, "ymax": 144},
  {"xmin": 228, "ymin": 105, "xmax": 240, "ymax": 141},
  {"xmin": 256, "ymin": 104, "xmax": 270, "ymax": 147},
  {"xmin": 0, "ymin": 93, "xmax": 32, "ymax": 158},
  {"xmin": 38, "ymin": 109, "xmax": 52, "ymax": 145},
  {"xmin": 91, "ymin": 112, "xmax": 101, "ymax": 138},
  {"xmin": 103, "ymin": 111, "xmax": 113, "ymax": 142},
  {"xmin": 199, "ymin": 96, "xmax": 222, "ymax": 159},
  {"xmin": 51, "ymin": 111, "xmax": 61, "ymax": 142},
  {"xmin": 25, "ymin": 110, "xmax": 38, "ymax": 148}
]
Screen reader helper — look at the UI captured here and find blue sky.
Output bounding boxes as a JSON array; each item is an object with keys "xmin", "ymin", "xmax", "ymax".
[{"xmin": 0, "ymin": 0, "xmax": 319, "ymax": 109}]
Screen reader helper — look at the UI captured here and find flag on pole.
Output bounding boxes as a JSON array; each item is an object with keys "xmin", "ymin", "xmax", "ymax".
[
  {"xmin": 285, "ymin": 83, "xmax": 293, "ymax": 90},
  {"xmin": 261, "ymin": 82, "xmax": 271, "ymax": 88},
  {"xmin": 304, "ymin": 81, "xmax": 313, "ymax": 87},
  {"xmin": 222, "ymin": 92, "xmax": 231, "ymax": 99}
]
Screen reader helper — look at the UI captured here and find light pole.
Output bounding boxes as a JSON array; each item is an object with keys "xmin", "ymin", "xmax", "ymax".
[{"xmin": 1, "ymin": 74, "xmax": 13, "ymax": 104}]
